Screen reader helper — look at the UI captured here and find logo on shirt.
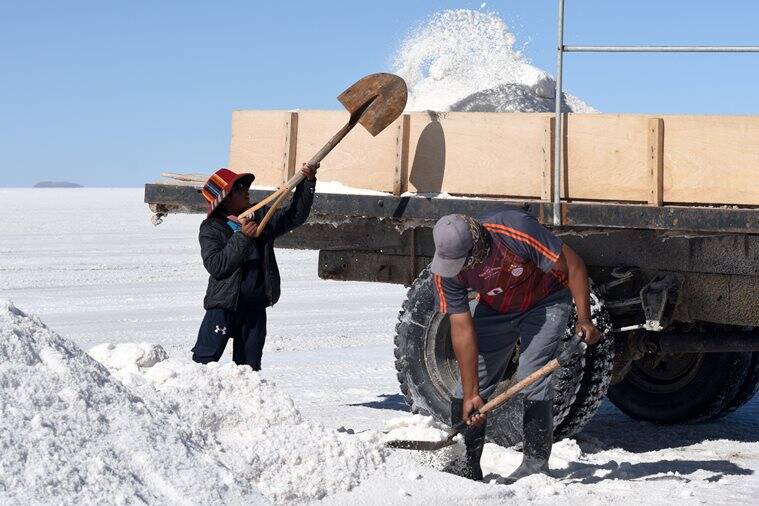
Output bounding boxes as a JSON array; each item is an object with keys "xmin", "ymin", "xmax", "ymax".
[
  {"xmin": 486, "ymin": 287, "xmax": 504, "ymax": 296},
  {"xmin": 479, "ymin": 266, "xmax": 502, "ymax": 279},
  {"xmin": 214, "ymin": 325, "xmax": 227, "ymax": 335},
  {"xmin": 511, "ymin": 266, "xmax": 524, "ymax": 277}
]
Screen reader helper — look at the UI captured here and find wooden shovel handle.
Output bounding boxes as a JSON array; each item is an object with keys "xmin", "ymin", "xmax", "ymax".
[
  {"xmin": 478, "ymin": 359, "xmax": 561, "ymax": 417},
  {"xmin": 253, "ymin": 187, "xmax": 291, "ymax": 238},
  {"xmin": 238, "ymin": 112, "xmax": 360, "ymax": 227}
]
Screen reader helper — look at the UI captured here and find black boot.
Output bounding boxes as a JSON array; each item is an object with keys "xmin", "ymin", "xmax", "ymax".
[
  {"xmin": 500, "ymin": 399, "xmax": 553, "ymax": 484},
  {"xmin": 442, "ymin": 421, "xmax": 485, "ymax": 481}
]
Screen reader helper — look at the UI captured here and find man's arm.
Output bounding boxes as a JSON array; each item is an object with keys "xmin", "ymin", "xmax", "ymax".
[
  {"xmin": 554, "ymin": 244, "xmax": 601, "ymax": 344},
  {"xmin": 450, "ymin": 312, "xmax": 486, "ymax": 427}
]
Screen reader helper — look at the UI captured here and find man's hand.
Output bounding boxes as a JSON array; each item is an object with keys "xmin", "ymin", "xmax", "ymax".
[
  {"xmin": 575, "ymin": 319, "xmax": 601, "ymax": 345},
  {"xmin": 301, "ymin": 162, "xmax": 320, "ymax": 181},
  {"xmin": 240, "ymin": 218, "xmax": 258, "ymax": 238},
  {"xmin": 463, "ymin": 395, "xmax": 486, "ymax": 427}
]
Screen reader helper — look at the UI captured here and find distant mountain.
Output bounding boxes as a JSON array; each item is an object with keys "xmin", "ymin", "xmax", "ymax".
[{"xmin": 33, "ymin": 181, "xmax": 84, "ymax": 188}]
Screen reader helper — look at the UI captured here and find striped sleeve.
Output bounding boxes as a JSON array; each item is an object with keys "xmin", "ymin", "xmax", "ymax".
[
  {"xmin": 433, "ymin": 274, "xmax": 469, "ymax": 314},
  {"xmin": 484, "ymin": 209, "xmax": 563, "ymax": 272}
]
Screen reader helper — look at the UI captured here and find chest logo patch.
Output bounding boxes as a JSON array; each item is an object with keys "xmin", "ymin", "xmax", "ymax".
[
  {"xmin": 479, "ymin": 266, "xmax": 502, "ymax": 279},
  {"xmin": 486, "ymin": 287, "xmax": 504, "ymax": 296},
  {"xmin": 511, "ymin": 266, "xmax": 524, "ymax": 277}
]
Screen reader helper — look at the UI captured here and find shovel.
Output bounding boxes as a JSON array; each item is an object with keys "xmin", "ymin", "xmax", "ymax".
[
  {"xmin": 238, "ymin": 72, "xmax": 408, "ymax": 236},
  {"xmin": 386, "ymin": 334, "xmax": 587, "ymax": 451}
]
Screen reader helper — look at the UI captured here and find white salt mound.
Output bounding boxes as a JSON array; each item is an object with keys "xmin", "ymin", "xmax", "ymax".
[
  {"xmin": 0, "ymin": 300, "xmax": 259, "ymax": 505},
  {"xmin": 0, "ymin": 301, "xmax": 384, "ymax": 504},
  {"xmin": 394, "ymin": 9, "xmax": 596, "ymax": 113}
]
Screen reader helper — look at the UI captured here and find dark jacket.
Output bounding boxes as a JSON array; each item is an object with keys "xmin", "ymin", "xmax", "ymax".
[{"xmin": 199, "ymin": 179, "xmax": 316, "ymax": 310}]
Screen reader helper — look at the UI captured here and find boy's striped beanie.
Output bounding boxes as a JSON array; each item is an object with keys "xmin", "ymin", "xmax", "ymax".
[{"xmin": 201, "ymin": 168, "xmax": 255, "ymax": 216}]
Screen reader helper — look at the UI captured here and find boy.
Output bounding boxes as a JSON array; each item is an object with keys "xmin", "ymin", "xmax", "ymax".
[{"xmin": 192, "ymin": 163, "xmax": 318, "ymax": 369}]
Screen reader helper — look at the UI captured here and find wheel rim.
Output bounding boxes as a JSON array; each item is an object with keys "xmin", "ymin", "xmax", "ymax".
[
  {"xmin": 627, "ymin": 352, "xmax": 704, "ymax": 394},
  {"xmin": 423, "ymin": 312, "xmax": 460, "ymax": 399}
]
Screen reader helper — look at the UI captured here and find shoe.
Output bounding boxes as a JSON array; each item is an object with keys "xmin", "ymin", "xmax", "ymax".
[
  {"xmin": 442, "ymin": 422, "xmax": 485, "ymax": 481},
  {"xmin": 500, "ymin": 399, "xmax": 553, "ymax": 485}
]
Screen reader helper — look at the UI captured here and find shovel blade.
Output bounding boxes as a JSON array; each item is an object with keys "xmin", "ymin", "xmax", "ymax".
[
  {"xmin": 337, "ymin": 73, "xmax": 408, "ymax": 136},
  {"xmin": 385, "ymin": 438, "xmax": 457, "ymax": 451}
]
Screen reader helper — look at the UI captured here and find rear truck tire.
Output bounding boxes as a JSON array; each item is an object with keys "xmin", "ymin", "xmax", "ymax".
[
  {"xmin": 719, "ymin": 352, "xmax": 759, "ymax": 417},
  {"xmin": 394, "ymin": 266, "xmax": 614, "ymax": 448},
  {"xmin": 608, "ymin": 348, "xmax": 753, "ymax": 424}
]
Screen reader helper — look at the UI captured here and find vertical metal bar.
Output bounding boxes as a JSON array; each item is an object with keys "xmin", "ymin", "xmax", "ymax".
[{"xmin": 553, "ymin": 0, "xmax": 565, "ymax": 226}]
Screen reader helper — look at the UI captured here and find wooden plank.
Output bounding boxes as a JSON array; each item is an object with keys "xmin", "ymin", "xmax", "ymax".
[
  {"xmin": 565, "ymin": 114, "xmax": 651, "ymax": 202},
  {"xmin": 542, "ymin": 116, "xmax": 555, "ymax": 201},
  {"xmin": 647, "ymin": 118, "xmax": 664, "ymax": 206},
  {"xmin": 229, "ymin": 110, "xmax": 759, "ymax": 206},
  {"xmin": 281, "ymin": 111, "xmax": 299, "ymax": 184},
  {"xmin": 406, "ymin": 112, "xmax": 548, "ymax": 197},
  {"xmin": 393, "ymin": 114, "xmax": 411, "ymax": 196},
  {"xmin": 295, "ymin": 110, "xmax": 401, "ymax": 192},
  {"xmin": 663, "ymin": 115, "xmax": 759, "ymax": 206},
  {"xmin": 228, "ymin": 110, "xmax": 290, "ymax": 187}
]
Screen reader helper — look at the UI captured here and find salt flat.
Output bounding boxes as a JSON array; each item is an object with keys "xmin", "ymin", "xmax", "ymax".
[{"xmin": 1, "ymin": 188, "xmax": 757, "ymax": 504}]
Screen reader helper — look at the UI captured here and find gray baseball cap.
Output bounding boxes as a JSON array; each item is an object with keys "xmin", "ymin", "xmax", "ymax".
[{"xmin": 430, "ymin": 214, "xmax": 473, "ymax": 277}]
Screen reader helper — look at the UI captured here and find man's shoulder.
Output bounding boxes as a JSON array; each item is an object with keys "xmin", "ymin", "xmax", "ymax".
[{"xmin": 478, "ymin": 206, "xmax": 535, "ymax": 228}]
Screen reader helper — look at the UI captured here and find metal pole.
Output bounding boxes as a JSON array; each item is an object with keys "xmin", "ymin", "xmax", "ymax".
[
  {"xmin": 565, "ymin": 45, "xmax": 759, "ymax": 53},
  {"xmin": 553, "ymin": 0, "xmax": 565, "ymax": 227}
]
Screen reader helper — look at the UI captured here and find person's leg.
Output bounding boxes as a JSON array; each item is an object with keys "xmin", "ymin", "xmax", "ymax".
[
  {"xmin": 192, "ymin": 309, "xmax": 232, "ymax": 364},
  {"xmin": 447, "ymin": 301, "xmax": 520, "ymax": 480},
  {"xmin": 502, "ymin": 289, "xmax": 572, "ymax": 484},
  {"xmin": 234, "ymin": 306, "xmax": 267, "ymax": 370}
]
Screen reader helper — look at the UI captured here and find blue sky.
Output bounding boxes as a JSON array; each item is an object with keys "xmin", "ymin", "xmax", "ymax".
[{"xmin": 1, "ymin": 0, "xmax": 757, "ymax": 187}]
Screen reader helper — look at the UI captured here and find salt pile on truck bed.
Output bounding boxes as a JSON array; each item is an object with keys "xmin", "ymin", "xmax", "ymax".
[{"xmin": 0, "ymin": 302, "xmax": 383, "ymax": 504}]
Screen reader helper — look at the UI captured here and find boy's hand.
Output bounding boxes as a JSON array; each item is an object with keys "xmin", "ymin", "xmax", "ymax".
[
  {"xmin": 301, "ymin": 162, "xmax": 320, "ymax": 181},
  {"xmin": 240, "ymin": 218, "xmax": 258, "ymax": 238}
]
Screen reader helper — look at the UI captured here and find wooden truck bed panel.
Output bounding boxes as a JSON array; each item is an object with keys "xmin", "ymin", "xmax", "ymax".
[{"xmin": 226, "ymin": 110, "xmax": 759, "ymax": 206}]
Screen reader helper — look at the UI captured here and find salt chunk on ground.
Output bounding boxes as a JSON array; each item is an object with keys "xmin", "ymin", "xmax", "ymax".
[
  {"xmin": 383, "ymin": 414, "xmax": 451, "ymax": 443},
  {"xmin": 88, "ymin": 341, "xmax": 168, "ymax": 372}
]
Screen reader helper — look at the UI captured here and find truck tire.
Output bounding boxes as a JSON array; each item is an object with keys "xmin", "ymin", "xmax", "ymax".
[
  {"xmin": 394, "ymin": 266, "xmax": 614, "ymax": 448},
  {"xmin": 608, "ymin": 350, "xmax": 752, "ymax": 424},
  {"xmin": 715, "ymin": 352, "xmax": 759, "ymax": 418}
]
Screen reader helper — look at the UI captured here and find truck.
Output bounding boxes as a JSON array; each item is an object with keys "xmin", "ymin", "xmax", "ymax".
[{"xmin": 145, "ymin": 107, "xmax": 759, "ymax": 447}]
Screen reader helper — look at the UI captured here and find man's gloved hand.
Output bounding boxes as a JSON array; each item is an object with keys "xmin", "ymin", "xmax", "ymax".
[{"xmin": 557, "ymin": 332, "xmax": 588, "ymax": 366}]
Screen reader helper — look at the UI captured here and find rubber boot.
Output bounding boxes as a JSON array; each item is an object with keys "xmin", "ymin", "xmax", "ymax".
[
  {"xmin": 500, "ymin": 399, "xmax": 553, "ymax": 484},
  {"xmin": 443, "ymin": 421, "xmax": 485, "ymax": 481}
]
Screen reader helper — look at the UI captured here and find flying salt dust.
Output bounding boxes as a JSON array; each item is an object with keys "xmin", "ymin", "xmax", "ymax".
[{"xmin": 393, "ymin": 9, "xmax": 595, "ymax": 113}]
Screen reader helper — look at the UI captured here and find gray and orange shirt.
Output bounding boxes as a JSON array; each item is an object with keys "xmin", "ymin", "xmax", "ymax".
[{"xmin": 433, "ymin": 208, "xmax": 568, "ymax": 315}]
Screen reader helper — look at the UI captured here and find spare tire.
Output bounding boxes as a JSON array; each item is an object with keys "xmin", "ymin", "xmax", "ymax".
[{"xmin": 394, "ymin": 266, "xmax": 614, "ymax": 447}]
